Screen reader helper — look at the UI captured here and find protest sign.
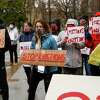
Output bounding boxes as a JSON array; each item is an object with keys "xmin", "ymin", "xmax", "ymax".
[
  {"xmin": 0, "ymin": 29, "xmax": 5, "ymax": 48},
  {"xmin": 20, "ymin": 49, "xmax": 66, "ymax": 67},
  {"xmin": 19, "ymin": 42, "xmax": 31, "ymax": 56},
  {"xmin": 64, "ymin": 26, "xmax": 85, "ymax": 43},
  {"xmin": 45, "ymin": 74, "xmax": 100, "ymax": 100},
  {"xmin": 89, "ymin": 17, "xmax": 100, "ymax": 34}
]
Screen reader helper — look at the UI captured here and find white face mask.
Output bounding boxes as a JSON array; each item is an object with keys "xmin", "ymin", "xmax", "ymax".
[{"xmin": 9, "ymin": 24, "xmax": 14, "ymax": 29}]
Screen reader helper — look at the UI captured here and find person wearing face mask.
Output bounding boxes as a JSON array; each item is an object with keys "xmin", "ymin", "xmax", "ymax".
[
  {"xmin": 8, "ymin": 22, "xmax": 19, "ymax": 65},
  {"xmin": 28, "ymin": 19, "xmax": 59, "ymax": 100},
  {"xmin": 19, "ymin": 21, "xmax": 35, "ymax": 85}
]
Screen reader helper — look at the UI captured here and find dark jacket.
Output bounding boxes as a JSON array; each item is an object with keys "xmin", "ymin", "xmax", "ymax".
[
  {"xmin": 19, "ymin": 31, "xmax": 34, "ymax": 42},
  {"xmin": 0, "ymin": 21, "xmax": 11, "ymax": 100},
  {"xmin": 0, "ymin": 21, "xmax": 11, "ymax": 68},
  {"xmin": 85, "ymin": 32, "xmax": 100, "ymax": 53}
]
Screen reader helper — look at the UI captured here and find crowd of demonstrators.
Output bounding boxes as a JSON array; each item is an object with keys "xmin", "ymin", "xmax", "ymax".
[
  {"xmin": 57, "ymin": 19, "xmax": 84, "ymax": 75},
  {"xmin": 1, "ymin": 11, "xmax": 100, "ymax": 100},
  {"xmin": 19, "ymin": 21, "xmax": 35, "ymax": 85},
  {"xmin": 0, "ymin": 19, "xmax": 11, "ymax": 100},
  {"xmin": 7, "ymin": 22, "xmax": 19, "ymax": 66},
  {"xmin": 85, "ymin": 12, "xmax": 100, "ymax": 76},
  {"xmin": 79, "ymin": 16, "xmax": 91, "ymax": 75},
  {"xmin": 28, "ymin": 19, "xmax": 59, "ymax": 100}
]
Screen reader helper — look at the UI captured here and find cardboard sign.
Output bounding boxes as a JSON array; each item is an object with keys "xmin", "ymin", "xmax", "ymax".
[
  {"xmin": 0, "ymin": 29, "xmax": 5, "ymax": 48},
  {"xmin": 20, "ymin": 49, "xmax": 66, "ymax": 67},
  {"xmin": 89, "ymin": 17, "xmax": 100, "ymax": 34},
  {"xmin": 19, "ymin": 42, "xmax": 32, "ymax": 56},
  {"xmin": 65, "ymin": 26, "xmax": 85, "ymax": 43},
  {"xmin": 45, "ymin": 75, "xmax": 100, "ymax": 100}
]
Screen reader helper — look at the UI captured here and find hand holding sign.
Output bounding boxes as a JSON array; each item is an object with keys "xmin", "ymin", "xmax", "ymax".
[{"xmin": 61, "ymin": 37, "xmax": 68, "ymax": 46}]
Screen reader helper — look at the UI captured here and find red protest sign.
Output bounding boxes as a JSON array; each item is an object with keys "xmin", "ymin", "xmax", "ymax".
[
  {"xmin": 20, "ymin": 49, "xmax": 66, "ymax": 67},
  {"xmin": 0, "ymin": 29, "xmax": 5, "ymax": 48}
]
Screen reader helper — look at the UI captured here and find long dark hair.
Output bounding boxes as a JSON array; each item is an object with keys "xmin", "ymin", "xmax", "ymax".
[{"xmin": 34, "ymin": 19, "xmax": 51, "ymax": 43}]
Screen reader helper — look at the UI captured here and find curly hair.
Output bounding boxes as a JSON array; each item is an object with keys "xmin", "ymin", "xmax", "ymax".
[{"xmin": 34, "ymin": 19, "xmax": 51, "ymax": 33}]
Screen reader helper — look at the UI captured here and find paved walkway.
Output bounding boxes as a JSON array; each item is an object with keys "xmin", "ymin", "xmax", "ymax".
[
  {"xmin": 8, "ymin": 66, "xmax": 45, "ymax": 100},
  {"xmin": 0, "ymin": 51, "xmax": 46, "ymax": 100}
]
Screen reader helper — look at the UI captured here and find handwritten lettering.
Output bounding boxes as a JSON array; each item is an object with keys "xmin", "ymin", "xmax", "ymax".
[
  {"xmin": 93, "ymin": 20, "xmax": 100, "ymax": 25},
  {"xmin": 21, "ymin": 52, "xmax": 64, "ymax": 62},
  {"xmin": 68, "ymin": 28, "xmax": 84, "ymax": 35},
  {"xmin": 89, "ymin": 17, "xmax": 100, "ymax": 34},
  {"xmin": 64, "ymin": 37, "xmax": 85, "ymax": 43},
  {"xmin": 20, "ymin": 50, "xmax": 66, "ymax": 67}
]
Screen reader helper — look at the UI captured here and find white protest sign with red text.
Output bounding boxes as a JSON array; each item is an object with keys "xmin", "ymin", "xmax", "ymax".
[
  {"xmin": 45, "ymin": 75, "xmax": 100, "ymax": 100},
  {"xmin": 19, "ymin": 42, "xmax": 31, "ymax": 56},
  {"xmin": 0, "ymin": 29, "xmax": 5, "ymax": 48},
  {"xmin": 64, "ymin": 26, "xmax": 85, "ymax": 43},
  {"xmin": 89, "ymin": 17, "xmax": 100, "ymax": 34}
]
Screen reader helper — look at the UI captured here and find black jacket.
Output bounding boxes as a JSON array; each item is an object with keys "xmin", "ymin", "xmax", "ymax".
[{"xmin": 0, "ymin": 20, "xmax": 11, "ymax": 67}]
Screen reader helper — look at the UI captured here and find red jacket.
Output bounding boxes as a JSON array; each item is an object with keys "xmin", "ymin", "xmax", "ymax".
[
  {"xmin": 86, "ymin": 13, "xmax": 100, "ymax": 53},
  {"xmin": 86, "ymin": 34, "xmax": 100, "ymax": 53}
]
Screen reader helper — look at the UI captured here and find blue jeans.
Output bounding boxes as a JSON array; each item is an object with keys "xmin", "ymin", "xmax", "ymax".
[{"xmin": 82, "ymin": 54, "xmax": 91, "ymax": 75}]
